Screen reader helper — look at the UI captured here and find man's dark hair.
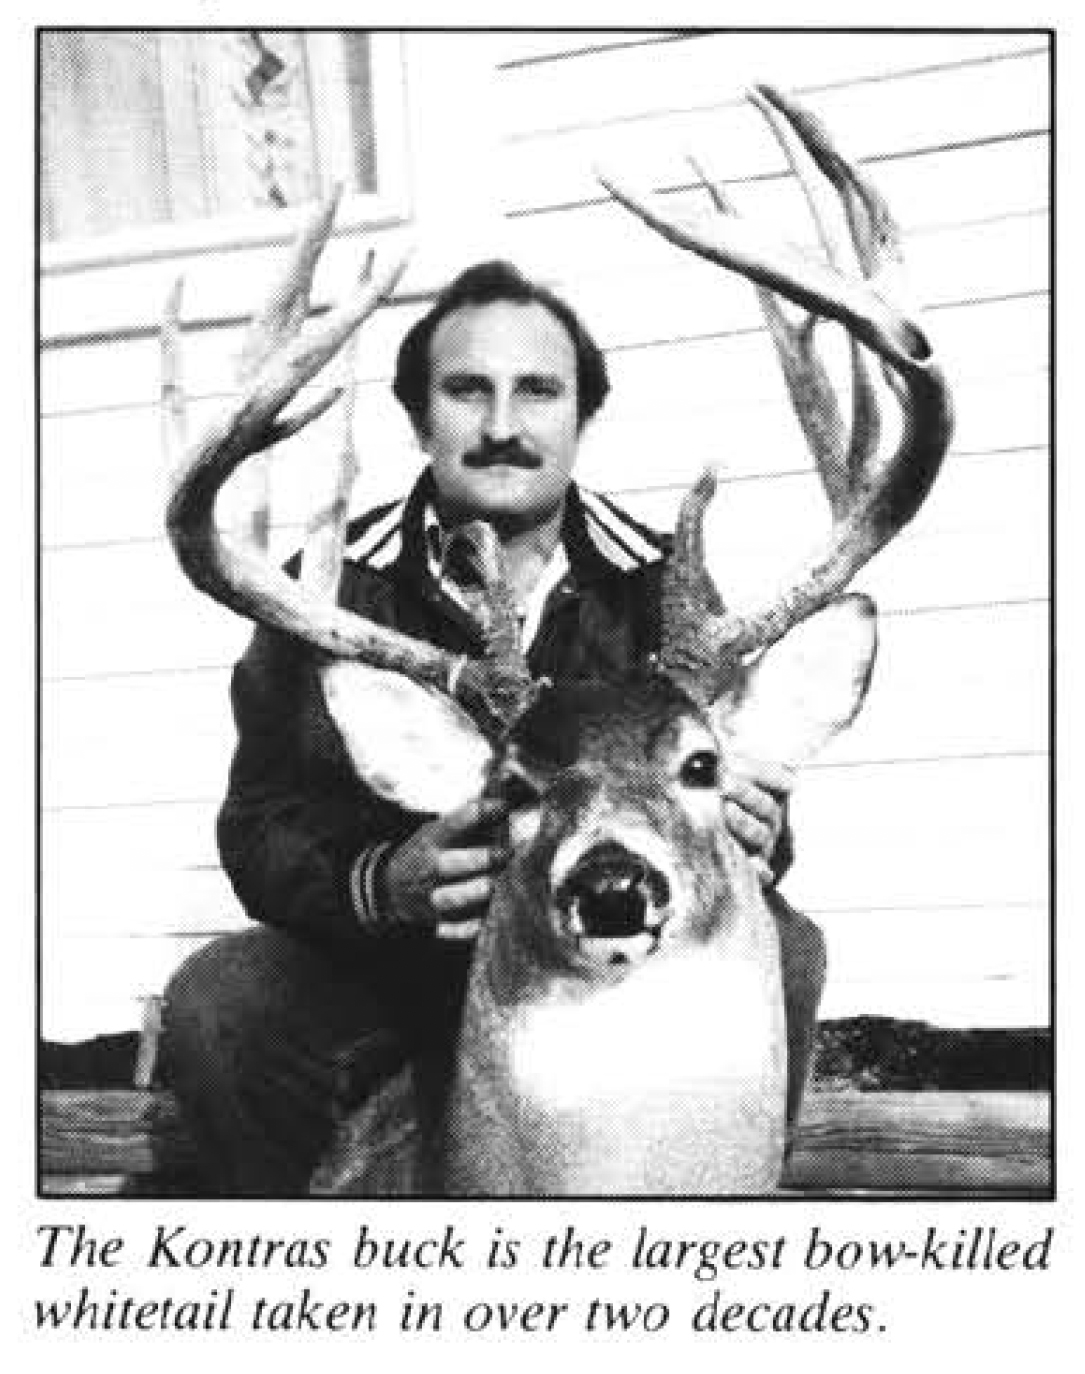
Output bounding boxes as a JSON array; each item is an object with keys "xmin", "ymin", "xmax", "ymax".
[{"xmin": 392, "ymin": 260, "xmax": 610, "ymax": 434}]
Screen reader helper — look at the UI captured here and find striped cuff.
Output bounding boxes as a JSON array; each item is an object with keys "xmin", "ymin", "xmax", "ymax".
[{"xmin": 350, "ymin": 842, "xmax": 395, "ymax": 927}]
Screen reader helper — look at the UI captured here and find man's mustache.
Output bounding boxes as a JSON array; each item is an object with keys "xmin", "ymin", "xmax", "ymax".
[{"xmin": 462, "ymin": 439, "xmax": 542, "ymax": 470}]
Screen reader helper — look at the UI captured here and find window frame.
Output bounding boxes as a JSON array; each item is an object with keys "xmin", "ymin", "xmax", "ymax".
[{"xmin": 40, "ymin": 31, "xmax": 413, "ymax": 277}]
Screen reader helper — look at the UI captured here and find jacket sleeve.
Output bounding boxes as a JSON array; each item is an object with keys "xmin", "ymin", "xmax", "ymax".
[{"xmin": 216, "ymin": 623, "xmax": 415, "ymax": 948}]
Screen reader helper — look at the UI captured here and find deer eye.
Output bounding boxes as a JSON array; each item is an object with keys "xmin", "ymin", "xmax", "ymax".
[{"xmin": 679, "ymin": 750, "xmax": 720, "ymax": 789}]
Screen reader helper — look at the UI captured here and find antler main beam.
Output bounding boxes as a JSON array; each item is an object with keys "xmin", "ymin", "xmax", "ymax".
[
  {"xmin": 598, "ymin": 85, "xmax": 953, "ymax": 686},
  {"xmin": 162, "ymin": 196, "xmax": 534, "ymax": 735}
]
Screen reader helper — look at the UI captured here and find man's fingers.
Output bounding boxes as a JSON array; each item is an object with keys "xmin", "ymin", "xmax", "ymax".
[
  {"xmin": 435, "ymin": 796, "xmax": 510, "ymax": 842},
  {"xmin": 728, "ymin": 755, "xmax": 797, "ymax": 798},
  {"xmin": 436, "ymin": 917, "xmax": 483, "ymax": 942},
  {"xmin": 725, "ymin": 801, "xmax": 774, "ymax": 860},
  {"xmin": 432, "ymin": 875, "xmax": 496, "ymax": 914},
  {"xmin": 435, "ymin": 845, "xmax": 510, "ymax": 881},
  {"xmin": 724, "ymin": 776, "xmax": 782, "ymax": 829}
]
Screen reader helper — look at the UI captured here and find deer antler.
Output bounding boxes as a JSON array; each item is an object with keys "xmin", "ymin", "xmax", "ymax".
[
  {"xmin": 162, "ymin": 194, "xmax": 534, "ymax": 736},
  {"xmin": 598, "ymin": 86, "xmax": 953, "ymax": 697}
]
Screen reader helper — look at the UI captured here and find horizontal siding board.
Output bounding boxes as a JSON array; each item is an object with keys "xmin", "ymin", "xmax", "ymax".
[
  {"xmin": 593, "ymin": 295, "xmax": 1046, "ymax": 437},
  {"xmin": 40, "ymin": 296, "xmax": 423, "ymax": 419},
  {"xmin": 42, "ymin": 404, "xmax": 425, "ymax": 554},
  {"xmin": 42, "ymin": 732, "xmax": 1048, "ymax": 906},
  {"xmin": 44, "ymin": 866, "xmax": 244, "ymax": 941},
  {"xmin": 587, "ymin": 370, "xmax": 1048, "ymax": 487},
  {"xmin": 41, "ymin": 203, "xmax": 1047, "ymax": 418},
  {"xmin": 42, "ymin": 598, "xmax": 1049, "ymax": 809},
  {"xmin": 618, "ymin": 448, "xmax": 1050, "ymax": 615},
  {"xmin": 42, "ymin": 917, "xmax": 1048, "ymax": 1042},
  {"xmin": 43, "ymin": 362, "xmax": 1048, "ymax": 557},
  {"xmin": 40, "ymin": 130, "xmax": 1049, "ymax": 350},
  {"xmin": 40, "ymin": 235, "xmax": 517, "ymax": 355},
  {"xmin": 42, "ymin": 438, "xmax": 1050, "ymax": 675},
  {"xmin": 505, "ymin": 135, "xmax": 1049, "ymax": 273},
  {"xmin": 44, "ymin": 800, "xmax": 221, "ymax": 877},
  {"xmin": 492, "ymin": 32, "xmax": 692, "ymax": 69},
  {"xmin": 499, "ymin": 50, "xmax": 1049, "ymax": 212},
  {"xmin": 528, "ymin": 214, "xmax": 1049, "ymax": 363},
  {"xmin": 499, "ymin": 32, "xmax": 1047, "ymax": 137},
  {"xmin": 787, "ymin": 754, "xmax": 1048, "ymax": 913},
  {"xmin": 816, "ymin": 974, "xmax": 1046, "ymax": 1028}
]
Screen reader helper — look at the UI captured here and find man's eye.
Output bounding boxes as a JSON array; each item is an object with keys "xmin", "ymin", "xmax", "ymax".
[
  {"xmin": 519, "ymin": 376, "xmax": 562, "ymax": 399},
  {"xmin": 679, "ymin": 750, "xmax": 720, "ymax": 789},
  {"xmin": 442, "ymin": 377, "xmax": 488, "ymax": 399}
]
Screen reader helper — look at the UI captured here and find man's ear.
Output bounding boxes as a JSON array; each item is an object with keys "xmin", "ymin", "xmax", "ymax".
[
  {"xmin": 711, "ymin": 594, "xmax": 878, "ymax": 770},
  {"xmin": 321, "ymin": 662, "xmax": 494, "ymax": 815}
]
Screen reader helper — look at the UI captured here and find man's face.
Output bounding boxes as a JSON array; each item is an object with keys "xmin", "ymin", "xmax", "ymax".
[{"xmin": 420, "ymin": 300, "xmax": 581, "ymax": 531}]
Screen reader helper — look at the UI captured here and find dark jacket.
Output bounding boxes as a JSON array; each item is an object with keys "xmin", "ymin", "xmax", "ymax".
[{"xmin": 216, "ymin": 471, "xmax": 790, "ymax": 949}]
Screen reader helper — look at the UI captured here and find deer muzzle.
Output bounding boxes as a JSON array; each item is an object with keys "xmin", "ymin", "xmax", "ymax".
[{"xmin": 553, "ymin": 841, "xmax": 672, "ymax": 965}]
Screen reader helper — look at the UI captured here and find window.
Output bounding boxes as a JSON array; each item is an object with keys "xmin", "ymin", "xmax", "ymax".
[{"xmin": 40, "ymin": 31, "xmax": 411, "ymax": 269}]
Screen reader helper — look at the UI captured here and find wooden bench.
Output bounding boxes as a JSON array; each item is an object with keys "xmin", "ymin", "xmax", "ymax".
[
  {"xmin": 39, "ymin": 1001, "xmax": 1051, "ymax": 1196},
  {"xmin": 40, "ymin": 1082, "xmax": 1050, "ymax": 1197}
]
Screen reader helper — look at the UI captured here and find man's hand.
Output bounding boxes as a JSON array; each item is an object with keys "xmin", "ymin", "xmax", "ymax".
[
  {"xmin": 381, "ymin": 797, "xmax": 511, "ymax": 940},
  {"xmin": 723, "ymin": 756, "xmax": 795, "ymax": 885}
]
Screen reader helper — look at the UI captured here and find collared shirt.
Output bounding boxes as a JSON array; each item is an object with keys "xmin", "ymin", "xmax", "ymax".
[{"xmin": 422, "ymin": 504, "xmax": 570, "ymax": 653}]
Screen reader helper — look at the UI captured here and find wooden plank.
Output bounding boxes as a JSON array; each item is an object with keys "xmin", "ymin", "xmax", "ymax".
[
  {"xmin": 40, "ymin": 1088, "xmax": 198, "ymax": 1176},
  {"xmin": 43, "ymin": 799, "xmax": 221, "ymax": 878},
  {"xmin": 499, "ymin": 49, "xmax": 1049, "ymax": 212},
  {"xmin": 500, "ymin": 32, "xmax": 1047, "ymax": 138},
  {"xmin": 518, "ymin": 214, "xmax": 1048, "ymax": 364},
  {"xmin": 506, "ymin": 134, "xmax": 1049, "ymax": 280},
  {"xmin": 41, "ymin": 122, "xmax": 1050, "ymax": 349},
  {"xmin": 42, "ymin": 598, "xmax": 1048, "ymax": 807},
  {"xmin": 38, "ymin": 1086, "xmax": 1050, "ymax": 1195},
  {"xmin": 41, "ymin": 944, "xmax": 1046, "ymax": 1045},
  {"xmin": 788, "ymin": 754, "xmax": 1049, "ymax": 914},
  {"xmin": 42, "ymin": 402, "xmax": 424, "ymax": 553},
  {"xmin": 619, "ymin": 452, "xmax": 1050, "ymax": 618},
  {"xmin": 590, "ymin": 370, "xmax": 1048, "ymax": 491},
  {"xmin": 40, "ymin": 290, "xmax": 425, "ymax": 417},
  {"xmin": 41, "ymin": 754, "xmax": 1050, "ymax": 1039},
  {"xmin": 599, "ymin": 292, "xmax": 1045, "ymax": 424},
  {"xmin": 492, "ymin": 31, "xmax": 691, "ymax": 69},
  {"xmin": 42, "ymin": 448, "xmax": 1052, "ymax": 678},
  {"xmin": 42, "ymin": 357, "xmax": 1048, "ymax": 556},
  {"xmin": 40, "ymin": 892, "xmax": 1049, "ymax": 1035},
  {"xmin": 41, "ymin": 202, "xmax": 1047, "ymax": 416},
  {"xmin": 42, "ymin": 287, "xmax": 1049, "ymax": 567},
  {"xmin": 784, "ymin": 1089, "xmax": 1050, "ymax": 1194}
]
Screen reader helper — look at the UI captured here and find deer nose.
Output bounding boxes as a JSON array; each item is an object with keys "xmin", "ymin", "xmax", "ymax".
[{"xmin": 555, "ymin": 842, "xmax": 671, "ymax": 938}]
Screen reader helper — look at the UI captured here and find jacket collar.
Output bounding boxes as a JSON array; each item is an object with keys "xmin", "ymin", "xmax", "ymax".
[{"xmin": 391, "ymin": 467, "xmax": 666, "ymax": 595}]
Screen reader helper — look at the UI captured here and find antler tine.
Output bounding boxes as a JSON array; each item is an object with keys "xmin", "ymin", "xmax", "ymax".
[
  {"xmin": 298, "ymin": 248, "xmax": 369, "ymax": 598},
  {"xmin": 744, "ymin": 88, "xmax": 885, "ymax": 509},
  {"xmin": 685, "ymin": 152, "xmax": 857, "ymax": 517},
  {"xmin": 163, "ymin": 195, "xmax": 533, "ymax": 736},
  {"xmin": 597, "ymin": 87, "xmax": 953, "ymax": 677},
  {"xmin": 160, "ymin": 274, "xmax": 188, "ymax": 473},
  {"xmin": 754, "ymin": 84, "xmax": 911, "ymax": 408}
]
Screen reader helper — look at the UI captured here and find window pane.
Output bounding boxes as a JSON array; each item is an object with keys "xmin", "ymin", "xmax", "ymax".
[
  {"xmin": 41, "ymin": 33, "xmax": 172, "ymax": 240},
  {"xmin": 41, "ymin": 31, "xmax": 384, "ymax": 243},
  {"xmin": 342, "ymin": 35, "xmax": 378, "ymax": 195}
]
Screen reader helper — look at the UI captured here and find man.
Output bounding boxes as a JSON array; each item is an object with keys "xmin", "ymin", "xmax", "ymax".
[{"xmin": 162, "ymin": 260, "xmax": 823, "ymax": 1195}]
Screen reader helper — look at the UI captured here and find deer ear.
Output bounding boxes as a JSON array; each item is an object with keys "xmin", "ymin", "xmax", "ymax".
[
  {"xmin": 713, "ymin": 594, "xmax": 878, "ymax": 769},
  {"xmin": 321, "ymin": 661, "xmax": 494, "ymax": 815}
]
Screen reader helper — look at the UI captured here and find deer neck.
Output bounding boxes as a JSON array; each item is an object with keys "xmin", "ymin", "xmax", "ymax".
[{"xmin": 439, "ymin": 861, "xmax": 788, "ymax": 1195}]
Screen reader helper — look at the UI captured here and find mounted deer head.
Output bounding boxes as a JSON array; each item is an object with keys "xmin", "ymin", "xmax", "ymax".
[{"xmin": 163, "ymin": 88, "xmax": 952, "ymax": 1194}]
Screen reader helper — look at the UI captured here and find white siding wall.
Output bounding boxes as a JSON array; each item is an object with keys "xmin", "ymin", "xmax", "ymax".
[{"xmin": 41, "ymin": 31, "xmax": 1050, "ymax": 1039}]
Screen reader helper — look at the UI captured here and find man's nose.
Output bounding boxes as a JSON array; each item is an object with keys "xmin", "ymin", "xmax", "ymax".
[{"xmin": 483, "ymin": 388, "xmax": 518, "ymax": 443}]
